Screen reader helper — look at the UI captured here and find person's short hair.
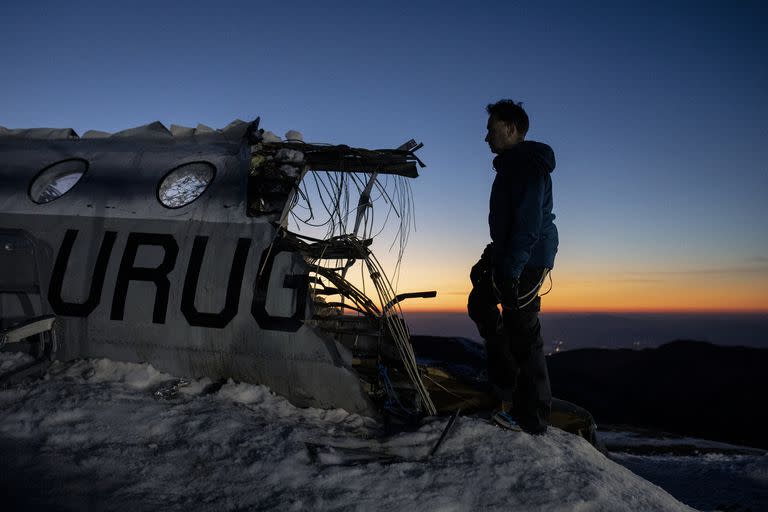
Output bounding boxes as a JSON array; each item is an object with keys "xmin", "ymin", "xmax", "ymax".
[{"xmin": 486, "ymin": 99, "xmax": 529, "ymax": 138}]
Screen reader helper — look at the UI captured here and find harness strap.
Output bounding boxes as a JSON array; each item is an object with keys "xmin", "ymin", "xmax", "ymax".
[{"xmin": 518, "ymin": 268, "xmax": 550, "ymax": 308}]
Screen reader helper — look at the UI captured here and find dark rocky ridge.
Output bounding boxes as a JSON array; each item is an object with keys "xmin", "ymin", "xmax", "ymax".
[
  {"xmin": 411, "ymin": 336, "xmax": 767, "ymax": 449},
  {"xmin": 547, "ymin": 340, "xmax": 768, "ymax": 449}
]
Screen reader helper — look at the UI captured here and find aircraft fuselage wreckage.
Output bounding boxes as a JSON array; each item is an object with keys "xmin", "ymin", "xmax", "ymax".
[{"xmin": 0, "ymin": 119, "xmax": 596, "ymax": 442}]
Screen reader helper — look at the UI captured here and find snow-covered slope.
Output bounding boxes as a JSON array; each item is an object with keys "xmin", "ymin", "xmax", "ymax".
[
  {"xmin": 0, "ymin": 352, "xmax": 694, "ymax": 511},
  {"xmin": 600, "ymin": 429, "xmax": 767, "ymax": 511}
]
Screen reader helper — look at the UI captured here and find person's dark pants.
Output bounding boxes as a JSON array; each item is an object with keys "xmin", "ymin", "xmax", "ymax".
[{"xmin": 467, "ymin": 264, "xmax": 552, "ymax": 433}]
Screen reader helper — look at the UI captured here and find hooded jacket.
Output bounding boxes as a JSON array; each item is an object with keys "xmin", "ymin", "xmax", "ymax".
[{"xmin": 489, "ymin": 140, "xmax": 558, "ymax": 282}]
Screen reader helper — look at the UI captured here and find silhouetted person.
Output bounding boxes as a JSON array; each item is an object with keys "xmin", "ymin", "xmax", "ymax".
[{"xmin": 468, "ymin": 100, "xmax": 558, "ymax": 433}]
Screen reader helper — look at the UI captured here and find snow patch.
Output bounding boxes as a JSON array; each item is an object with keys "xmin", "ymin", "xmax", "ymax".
[
  {"xmin": 261, "ymin": 130, "xmax": 281, "ymax": 142},
  {"xmin": 0, "ymin": 352, "xmax": 696, "ymax": 511},
  {"xmin": 0, "ymin": 350, "xmax": 34, "ymax": 372},
  {"xmin": 279, "ymin": 164, "xmax": 300, "ymax": 177},
  {"xmin": 285, "ymin": 130, "xmax": 303, "ymax": 142},
  {"xmin": 276, "ymin": 148, "xmax": 304, "ymax": 164},
  {"xmin": 216, "ymin": 379, "xmax": 272, "ymax": 405},
  {"xmin": 59, "ymin": 358, "xmax": 174, "ymax": 390}
]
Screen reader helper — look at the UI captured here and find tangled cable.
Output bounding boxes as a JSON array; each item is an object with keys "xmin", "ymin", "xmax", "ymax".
[{"xmin": 272, "ymin": 138, "xmax": 434, "ymax": 416}]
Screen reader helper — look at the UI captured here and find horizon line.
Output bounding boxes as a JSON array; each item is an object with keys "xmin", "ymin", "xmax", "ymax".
[{"xmin": 402, "ymin": 308, "xmax": 768, "ymax": 315}]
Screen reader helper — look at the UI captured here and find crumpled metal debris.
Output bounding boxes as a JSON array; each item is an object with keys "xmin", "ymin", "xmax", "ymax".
[{"xmin": 153, "ymin": 378, "xmax": 190, "ymax": 400}]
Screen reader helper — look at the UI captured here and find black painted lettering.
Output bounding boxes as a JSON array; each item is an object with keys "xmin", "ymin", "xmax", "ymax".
[
  {"xmin": 251, "ymin": 244, "xmax": 309, "ymax": 332},
  {"xmin": 181, "ymin": 236, "xmax": 252, "ymax": 328},
  {"xmin": 49, "ymin": 229, "xmax": 117, "ymax": 317},
  {"xmin": 110, "ymin": 233, "xmax": 178, "ymax": 324}
]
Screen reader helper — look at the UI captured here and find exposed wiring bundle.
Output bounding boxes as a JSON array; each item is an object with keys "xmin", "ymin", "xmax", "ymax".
[{"xmin": 248, "ymin": 135, "xmax": 436, "ymax": 416}]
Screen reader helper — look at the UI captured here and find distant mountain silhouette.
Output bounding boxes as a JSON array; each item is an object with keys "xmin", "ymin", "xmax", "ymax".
[
  {"xmin": 406, "ymin": 312, "xmax": 768, "ymax": 351},
  {"xmin": 411, "ymin": 336, "xmax": 768, "ymax": 449},
  {"xmin": 547, "ymin": 340, "xmax": 768, "ymax": 449}
]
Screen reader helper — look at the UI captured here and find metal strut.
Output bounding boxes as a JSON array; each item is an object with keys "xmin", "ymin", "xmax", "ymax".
[{"xmin": 0, "ymin": 315, "xmax": 58, "ymax": 386}]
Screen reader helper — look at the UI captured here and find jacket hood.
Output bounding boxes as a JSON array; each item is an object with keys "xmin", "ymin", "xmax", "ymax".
[{"xmin": 493, "ymin": 141, "xmax": 556, "ymax": 174}]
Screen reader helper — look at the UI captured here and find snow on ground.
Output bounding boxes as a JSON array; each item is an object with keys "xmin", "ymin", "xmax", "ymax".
[
  {"xmin": 599, "ymin": 429, "xmax": 767, "ymax": 511},
  {"xmin": 0, "ymin": 352, "xmax": 695, "ymax": 512},
  {"xmin": 610, "ymin": 451, "xmax": 767, "ymax": 512},
  {"xmin": 600, "ymin": 430, "xmax": 766, "ymax": 455}
]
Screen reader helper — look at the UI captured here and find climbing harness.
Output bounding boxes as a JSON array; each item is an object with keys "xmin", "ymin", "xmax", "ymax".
[{"xmin": 518, "ymin": 268, "xmax": 551, "ymax": 309}]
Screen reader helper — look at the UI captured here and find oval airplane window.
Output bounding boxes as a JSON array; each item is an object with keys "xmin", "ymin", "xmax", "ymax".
[
  {"xmin": 29, "ymin": 158, "xmax": 89, "ymax": 204},
  {"xmin": 157, "ymin": 161, "xmax": 215, "ymax": 209}
]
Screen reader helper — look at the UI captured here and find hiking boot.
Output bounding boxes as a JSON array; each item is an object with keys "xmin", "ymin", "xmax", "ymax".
[{"xmin": 491, "ymin": 410, "xmax": 523, "ymax": 431}]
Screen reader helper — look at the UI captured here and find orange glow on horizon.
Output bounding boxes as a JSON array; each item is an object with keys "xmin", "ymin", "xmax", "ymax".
[
  {"xmin": 395, "ymin": 272, "xmax": 768, "ymax": 315},
  {"xmin": 402, "ymin": 305, "xmax": 768, "ymax": 314}
]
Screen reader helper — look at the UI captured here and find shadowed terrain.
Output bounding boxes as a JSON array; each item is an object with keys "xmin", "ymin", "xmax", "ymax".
[
  {"xmin": 547, "ymin": 340, "xmax": 768, "ymax": 449},
  {"xmin": 411, "ymin": 335, "xmax": 767, "ymax": 449}
]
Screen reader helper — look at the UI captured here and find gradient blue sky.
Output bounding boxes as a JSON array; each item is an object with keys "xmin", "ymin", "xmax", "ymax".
[{"xmin": 2, "ymin": 0, "xmax": 766, "ymax": 311}]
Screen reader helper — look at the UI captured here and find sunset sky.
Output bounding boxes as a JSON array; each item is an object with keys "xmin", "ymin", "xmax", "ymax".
[{"xmin": 2, "ymin": 1, "xmax": 766, "ymax": 313}]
